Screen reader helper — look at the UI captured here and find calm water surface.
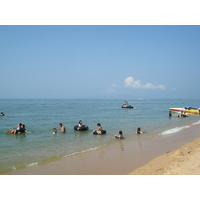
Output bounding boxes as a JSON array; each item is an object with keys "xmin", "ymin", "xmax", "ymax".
[{"xmin": 1, "ymin": 98, "xmax": 200, "ymax": 173}]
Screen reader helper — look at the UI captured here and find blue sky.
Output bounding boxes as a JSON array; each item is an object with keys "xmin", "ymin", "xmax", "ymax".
[{"xmin": 1, "ymin": 25, "xmax": 200, "ymax": 99}]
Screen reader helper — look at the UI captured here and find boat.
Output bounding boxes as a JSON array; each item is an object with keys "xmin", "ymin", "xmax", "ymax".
[
  {"xmin": 121, "ymin": 101, "xmax": 134, "ymax": 108},
  {"xmin": 169, "ymin": 107, "xmax": 200, "ymax": 114}
]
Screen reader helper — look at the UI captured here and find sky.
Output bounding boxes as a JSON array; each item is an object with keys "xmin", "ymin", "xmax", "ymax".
[{"xmin": 1, "ymin": 25, "xmax": 200, "ymax": 99}]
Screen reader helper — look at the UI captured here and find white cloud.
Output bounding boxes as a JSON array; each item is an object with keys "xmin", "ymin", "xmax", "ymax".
[{"xmin": 124, "ymin": 77, "xmax": 166, "ymax": 90}]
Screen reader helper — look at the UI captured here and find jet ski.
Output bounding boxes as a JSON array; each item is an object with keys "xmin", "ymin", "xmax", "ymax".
[{"xmin": 121, "ymin": 101, "xmax": 134, "ymax": 108}]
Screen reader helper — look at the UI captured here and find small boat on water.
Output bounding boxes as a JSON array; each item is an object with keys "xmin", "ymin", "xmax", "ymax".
[
  {"xmin": 169, "ymin": 107, "xmax": 200, "ymax": 114},
  {"xmin": 121, "ymin": 101, "xmax": 134, "ymax": 108}
]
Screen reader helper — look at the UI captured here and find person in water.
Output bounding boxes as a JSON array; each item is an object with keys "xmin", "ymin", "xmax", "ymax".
[
  {"xmin": 0, "ymin": 112, "xmax": 5, "ymax": 116},
  {"xmin": 6, "ymin": 123, "xmax": 28, "ymax": 134},
  {"xmin": 20, "ymin": 124, "xmax": 31, "ymax": 133},
  {"xmin": 136, "ymin": 127, "xmax": 143, "ymax": 134},
  {"xmin": 93, "ymin": 123, "xmax": 102, "ymax": 134},
  {"xmin": 6, "ymin": 123, "xmax": 21, "ymax": 134},
  {"xmin": 77, "ymin": 120, "xmax": 86, "ymax": 130},
  {"xmin": 78, "ymin": 120, "xmax": 83, "ymax": 128},
  {"xmin": 16, "ymin": 123, "xmax": 22, "ymax": 133},
  {"xmin": 169, "ymin": 111, "xmax": 172, "ymax": 117},
  {"xmin": 20, "ymin": 124, "xmax": 29, "ymax": 133},
  {"xmin": 16, "ymin": 124, "xmax": 28, "ymax": 133},
  {"xmin": 53, "ymin": 128, "xmax": 57, "ymax": 135},
  {"xmin": 59, "ymin": 123, "xmax": 66, "ymax": 133},
  {"xmin": 115, "ymin": 130, "xmax": 124, "ymax": 139},
  {"xmin": 178, "ymin": 111, "xmax": 188, "ymax": 117}
]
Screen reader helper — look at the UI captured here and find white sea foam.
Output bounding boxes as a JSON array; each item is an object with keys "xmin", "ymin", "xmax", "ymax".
[
  {"xmin": 64, "ymin": 146, "xmax": 103, "ymax": 158},
  {"xmin": 192, "ymin": 120, "xmax": 200, "ymax": 126},
  {"xmin": 161, "ymin": 125, "xmax": 190, "ymax": 135},
  {"xmin": 26, "ymin": 162, "xmax": 38, "ymax": 167}
]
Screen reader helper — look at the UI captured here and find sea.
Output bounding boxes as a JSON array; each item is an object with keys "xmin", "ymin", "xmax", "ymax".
[{"xmin": 1, "ymin": 98, "xmax": 200, "ymax": 174}]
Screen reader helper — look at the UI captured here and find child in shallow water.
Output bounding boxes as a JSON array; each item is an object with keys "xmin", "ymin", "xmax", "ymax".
[
  {"xmin": 93, "ymin": 123, "xmax": 102, "ymax": 134},
  {"xmin": 53, "ymin": 128, "xmax": 57, "ymax": 135},
  {"xmin": 115, "ymin": 130, "xmax": 124, "ymax": 139}
]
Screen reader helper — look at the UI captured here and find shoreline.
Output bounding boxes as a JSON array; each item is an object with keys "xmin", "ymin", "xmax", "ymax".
[{"xmin": 3, "ymin": 123, "xmax": 200, "ymax": 175}]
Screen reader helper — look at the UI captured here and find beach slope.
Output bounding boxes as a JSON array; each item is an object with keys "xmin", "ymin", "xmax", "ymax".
[{"xmin": 129, "ymin": 137, "xmax": 200, "ymax": 175}]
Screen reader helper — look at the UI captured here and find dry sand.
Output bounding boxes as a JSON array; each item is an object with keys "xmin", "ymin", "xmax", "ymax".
[{"xmin": 129, "ymin": 136, "xmax": 200, "ymax": 175}]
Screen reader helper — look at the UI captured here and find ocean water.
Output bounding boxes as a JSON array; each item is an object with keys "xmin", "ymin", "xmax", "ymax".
[{"xmin": 1, "ymin": 98, "xmax": 200, "ymax": 174}]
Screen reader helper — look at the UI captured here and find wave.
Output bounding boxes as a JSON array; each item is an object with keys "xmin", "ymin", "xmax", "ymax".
[
  {"xmin": 64, "ymin": 145, "xmax": 105, "ymax": 158},
  {"xmin": 26, "ymin": 162, "xmax": 38, "ymax": 167},
  {"xmin": 192, "ymin": 120, "xmax": 200, "ymax": 126},
  {"xmin": 161, "ymin": 125, "xmax": 190, "ymax": 135},
  {"xmin": 160, "ymin": 119, "xmax": 200, "ymax": 136},
  {"xmin": 10, "ymin": 162, "xmax": 38, "ymax": 172}
]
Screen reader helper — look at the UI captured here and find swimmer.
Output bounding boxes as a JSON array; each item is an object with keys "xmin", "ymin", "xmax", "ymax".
[
  {"xmin": 78, "ymin": 120, "xmax": 83, "ymax": 127},
  {"xmin": 53, "ymin": 128, "xmax": 57, "ymax": 135},
  {"xmin": 0, "ymin": 112, "xmax": 5, "ymax": 116},
  {"xmin": 6, "ymin": 123, "xmax": 29, "ymax": 134},
  {"xmin": 16, "ymin": 123, "xmax": 25, "ymax": 133},
  {"xmin": 136, "ymin": 127, "xmax": 143, "ymax": 134},
  {"xmin": 21, "ymin": 124, "xmax": 30, "ymax": 133},
  {"xmin": 59, "ymin": 123, "xmax": 66, "ymax": 133},
  {"xmin": 181, "ymin": 111, "xmax": 184, "ymax": 117},
  {"xmin": 77, "ymin": 120, "xmax": 84, "ymax": 130},
  {"xmin": 169, "ymin": 111, "xmax": 172, "ymax": 117},
  {"xmin": 6, "ymin": 123, "xmax": 22, "ymax": 134},
  {"xmin": 16, "ymin": 124, "xmax": 29, "ymax": 133},
  {"xmin": 178, "ymin": 111, "xmax": 188, "ymax": 117},
  {"xmin": 93, "ymin": 123, "xmax": 102, "ymax": 134},
  {"xmin": 115, "ymin": 130, "xmax": 124, "ymax": 139},
  {"xmin": 16, "ymin": 123, "xmax": 22, "ymax": 132}
]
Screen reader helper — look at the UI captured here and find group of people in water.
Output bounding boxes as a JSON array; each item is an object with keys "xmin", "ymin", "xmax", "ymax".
[
  {"xmin": 3, "ymin": 108, "xmax": 195, "ymax": 138},
  {"xmin": 5, "ymin": 119, "xmax": 144, "ymax": 139},
  {"xmin": 53, "ymin": 123, "xmax": 66, "ymax": 134},
  {"xmin": 178, "ymin": 111, "xmax": 189, "ymax": 118},
  {"xmin": 51, "ymin": 120, "xmax": 144, "ymax": 139},
  {"xmin": 169, "ymin": 111, "xmax": 189, "ymax": 118},
  {"xmin": 5, "ymin": 109, "xmax": 190, "ymax": 137},
  {"xmin": 6, "ymin": 123, "xmax": 29, "ymax": 134}
]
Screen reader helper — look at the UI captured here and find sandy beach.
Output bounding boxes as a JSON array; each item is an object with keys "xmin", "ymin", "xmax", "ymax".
[{"xmin": 129, "ymin": 136, "xmax": 200, "ymax": 175}]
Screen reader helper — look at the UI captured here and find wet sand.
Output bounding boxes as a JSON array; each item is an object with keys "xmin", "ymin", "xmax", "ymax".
[{"xmin": 4, "ymin": 125, "xmax": 200, "ymax": 175}]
